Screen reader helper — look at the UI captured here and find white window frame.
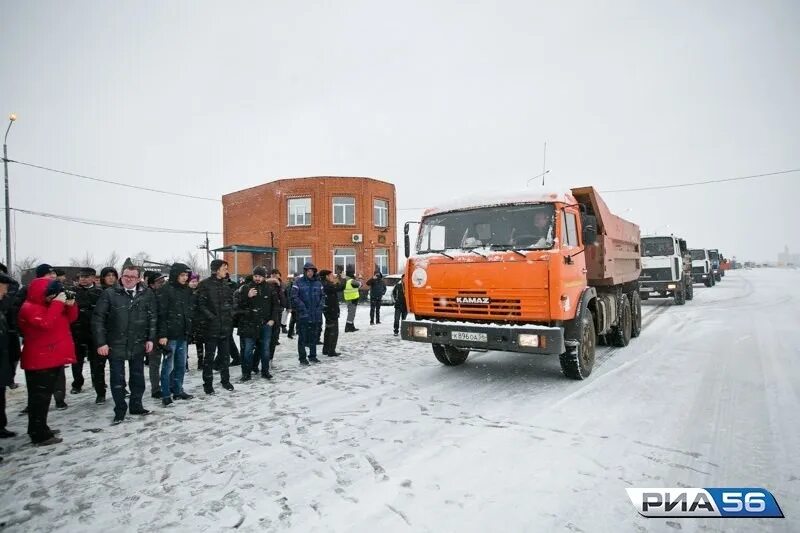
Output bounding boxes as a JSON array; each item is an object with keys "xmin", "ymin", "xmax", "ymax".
[
  {"xmin": 288, "ymin": 198, "xmax": 312, "ymax": 227},
  {"xmin": 374, "ymin": 248, "xmax": 389, "ymax": 275},
  {"xmin": 374, "ymin": 199, "xmax": 389, "ymax": 228},
  {"xmin": 333, "ymin": 248, "xmax": 357, "ymax": 275},
  {"xmin": 333, "ymin": 197, "xmax": 356, "ymax": 226},
  {"xmin": 288, "ymin": 248, "xmax": 312, "ymax": 276}
]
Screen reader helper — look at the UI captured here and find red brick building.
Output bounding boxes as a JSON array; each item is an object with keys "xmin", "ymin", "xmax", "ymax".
[{"xmin": 222, "ymin": 177, "xmax": 397, "ymax": 279}]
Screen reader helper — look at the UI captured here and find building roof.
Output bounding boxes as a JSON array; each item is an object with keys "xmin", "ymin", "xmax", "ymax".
[
  {"xmin": 213, "ymin": 244, "xmax": 278, "ymax": 253},
  {"xmin": 222, "ymin": 176, "xmax": 394, "ymax": 199}
]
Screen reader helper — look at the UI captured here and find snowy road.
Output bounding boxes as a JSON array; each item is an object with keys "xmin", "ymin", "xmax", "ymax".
[{"xmin": 1, "ymin": 270, "xmax": 798, "ymax": 532}]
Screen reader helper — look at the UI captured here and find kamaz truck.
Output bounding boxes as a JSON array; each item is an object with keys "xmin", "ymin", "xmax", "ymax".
[
  {"xmin": 708, "ymin": 249, "xmax": 723, "ymax": 282},
  {"xmin": 689, "ymin": 248, "xmax": 715, "ymax": 287},
  {"xmin": 401, "ymin": 187, "xmax": 642, "ymax": 380},
  {"xmin": 638, "ymin": 236, "xmax": 694, "ymax": 304}
]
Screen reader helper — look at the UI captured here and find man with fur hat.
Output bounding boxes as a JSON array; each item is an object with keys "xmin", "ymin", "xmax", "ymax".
[
  {"xmin": 70, "ymin": 267, "xmax": 104, "ymax": 400},
  {"xmin": 196, "ymin": 259, "xmax": 235, "ymax": 394},
  {"xmin": 291, "ymin": 262, "xmax": 324, "ymax": 365}
]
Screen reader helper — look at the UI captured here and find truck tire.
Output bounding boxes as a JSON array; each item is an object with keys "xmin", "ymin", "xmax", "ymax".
[
  {"xmin": 704, "ymin": 277, "xmax": 713, "ymax": 287},
  {"xmin": 630, "ymin": 291, "xmax": 642, "ymax": 338},
  {"xmin": 685, "ymin": 279, "xmax": 694, "ymax": 301},
  {"xmin": 715, "ymin": 273, "xmax": 721, "ymax": 282},
  {"xmin": 432, "ymin": 344, "xmax": 469, "ymax": 366},
  {"xmin": 711, "ymin": 275, "xmax": 716, "ymax": 287},
  {"xmin": 610, "ymin": 295, "xmax": 632, "ymax": 347},
  {"xmin": 560, "ymin": 309, "xmax": 596, "ymax": 380},
  {"xmin": 674, "ymin": 286, "xmax": 686, "ymax": 305}
]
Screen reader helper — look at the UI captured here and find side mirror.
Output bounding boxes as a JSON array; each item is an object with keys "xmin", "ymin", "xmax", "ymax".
[
  {"xmin": 582, "ymin": 215, "xmax": 598, "ymax": 245},
  {"xmin": 404, "ymin": 222, "xmax": 411, "ymax": 258}
]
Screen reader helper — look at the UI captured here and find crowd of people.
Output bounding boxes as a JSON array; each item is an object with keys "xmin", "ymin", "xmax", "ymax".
[{"xmin": 0, "ymin": 258, "xmax": 408, "ymax": 458}]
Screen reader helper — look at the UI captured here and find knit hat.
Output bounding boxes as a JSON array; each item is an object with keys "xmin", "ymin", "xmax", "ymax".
[
  {"xmin": 210, "ymin": 259, "xmax": 228, "ymax": 273},
  {"xmin": 35, "ymin": 264, "xmax": 55, "ymax": 278},
  {"xmin": 253, "ymin": 266, "xmax": 268, "ymax": 277},
  {"xmin": 145, "ymin": 271, "xmax": 166, "ymax": 286},
  {"xmin": 303, "ymin": 262, "xmax": 317, "ymax": 272},
  {"xmin": 45, "ymin": 280, "xmax": 64, "ymax": 298},
  {"xmin": 318, "ymin": 269, "xmax": 332, "ymax": 278},
  {"xmin": 100, "ymin": 266, "xmax": 118, "ymax": 279},
  {"xmin": 79, "ymin": 267, "xmax": 97, "ymax": 277}
]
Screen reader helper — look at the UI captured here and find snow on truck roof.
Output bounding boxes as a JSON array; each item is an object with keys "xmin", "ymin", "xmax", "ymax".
[{"xmin": 424, "ymin": 189, "xmax": 576, "ymax": 216}]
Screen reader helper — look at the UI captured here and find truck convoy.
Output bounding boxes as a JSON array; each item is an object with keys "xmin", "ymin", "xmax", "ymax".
[
  {"xmin": 401, "ymin": 187, "xmax": 642, "ymax": 380},
  {"xmin": 638, "ymin": 235, "xmax": 694, "ymax": 304},
  {"xmin": 689, "ymin": 248, "xmax": 716, "ymax": 287},
  {"xmin": 708, "ymin": 249, "xmax": 723, "ymax": 282}
]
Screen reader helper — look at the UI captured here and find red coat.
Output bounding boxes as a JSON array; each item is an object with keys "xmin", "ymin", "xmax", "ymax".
[{"xmin": 18, "ymin": 277, "xmax": 78, "ymax": 371}]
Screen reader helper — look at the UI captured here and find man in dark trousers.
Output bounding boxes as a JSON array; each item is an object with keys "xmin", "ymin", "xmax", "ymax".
[
  {"xmin": 92, "ymin": 265, "xmax": 157, "ymax": 425},
  {"xmin": 392, "ymin": 274, "xmax": 408, "ymax": 336},
  {"xmin": 144, "ymin": 271, "xmax": 166, "ymax": 399},
  {"xmin": 319, "ymin": 269, "xmax": 343, "ymax": 357},
  {"xmin": 236, "ymin": 266, "xmax": 281, "ymax": 381},
  {"xmin": 0, "ymin": 272, "xmax": 17, "ymax": 444},
  {"xmin": 343, "ymin": 267, "xmax": 362, "ymax": 332},
  {"xmin": 367, "ymin": 271, "xmax": 387, "ymax": 325},
  {"xmin": 157, "ymin": 263, "xmax": 195, "ymax": 407},
  {"xmin": 70, "ymin": 268, "xmax": 104, "ymax": 399},
  {"xmin": 267, "ymin": 269, "xmax": 286, "ymax": 364},
  {"xmin": 291, "ymin": 263, "xmax": 324, "ymax": 365},
  {"xmin": 196, "ymin": 259, "xmax": 235, "ymax": 394}
]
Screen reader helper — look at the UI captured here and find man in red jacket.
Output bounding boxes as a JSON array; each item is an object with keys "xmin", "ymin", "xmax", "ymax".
[{"xmin": 18, "ymin": 278, "xmax": 78, "ymax": 446}]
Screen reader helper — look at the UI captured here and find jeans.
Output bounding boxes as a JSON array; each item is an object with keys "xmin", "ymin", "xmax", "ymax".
[
  {"xmin": 25, "ymin": 367, "xmax": 59, "ymax": 443},
  {"xmin": 323, "ymin": 318, "xmax": 339, "ymax": 355},
  {"xmin": 241, "ymin": 324, "xmax": 272, "ymax": 375},
  {"xmin": 202, "ymin": 337, "xmax": 231, "ymax": 387},
  {"xmin": 110, "ymin": 355, "xmax": 146, "ymax": 419},
  {"xmin": 297, "ymin": 321, "xmax": 321, "ymax": 360},
  {"xmin": 161, "ymin": 340, "xmax": 188, "ymax": 398},
  {"xmin": 370, "ymin": 299, "xmax": 382, "ymax": 324},
  {"xmin": 393, "ymin": 308, "xmax": 408, "ymax": 334}
]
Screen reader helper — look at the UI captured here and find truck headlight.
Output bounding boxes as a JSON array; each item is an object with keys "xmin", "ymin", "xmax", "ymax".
[
  {"xmin": 518, "ymin": 334, "xmax": 539, "ymax": 347},
  {"xmin": 413, "ymin": 326, "xmax": 429, "ymax": 338},
  {"xmin": 667, "ymin": 284, "xmax": 676, "ymax": 289}
]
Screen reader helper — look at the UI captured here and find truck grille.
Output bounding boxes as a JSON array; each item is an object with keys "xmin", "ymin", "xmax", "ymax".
[
  {"xmin": 416, "ymin": 290, "xmax": 548, "ymax": 321},
  {"xmin": 639, "ymin": 267, "xmax": 673, "ymax": 281},
  {"xmin": 691, "ymin": 266, "xmax": 705, "ymax": 274}
]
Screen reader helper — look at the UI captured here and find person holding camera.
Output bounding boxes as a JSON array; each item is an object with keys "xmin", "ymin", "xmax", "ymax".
[
  {"xmin": 17, "ymin": 278, "xmax": 78, "ymax": 445},
  {"xmin": 92, "ymin": 266, "xmax": 157, "ymax": 425},
  {"xmin": 157, "ymin": 263, "xmax": 194, "ymax": 407}
]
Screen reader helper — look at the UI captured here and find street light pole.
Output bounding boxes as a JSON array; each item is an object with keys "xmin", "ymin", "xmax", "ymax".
[{"xmin": 3, "ymin": 113, "xmax": 16, "ymax": 271}]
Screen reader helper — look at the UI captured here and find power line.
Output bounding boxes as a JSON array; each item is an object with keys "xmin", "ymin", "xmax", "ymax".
[
  {"xmin": 12, "ymin": 207, "xmax": 220, "ymax": 235},
  {"xmin": 602, "ymin": 168, "xmax": 800, "ymax": 193},
  {"xmin": 5, "ymin": 159, "xmax": 220, "ymax": 202}
]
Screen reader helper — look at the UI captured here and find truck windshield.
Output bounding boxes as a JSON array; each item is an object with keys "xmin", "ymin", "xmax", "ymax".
[
  {"xmin": 708, "ymin": 250, "xmax": 720, "ymax": 260},
  {"xmin": 690, "ymin": 249, "xmax": 706, "ymax": 261},
  {"xmin": 417, "ymin": 204, "xmax": 555, "ymax": 253},
  {"xmin": 641, "ymin": 237, "xmax": 675, "ymax": 257}
]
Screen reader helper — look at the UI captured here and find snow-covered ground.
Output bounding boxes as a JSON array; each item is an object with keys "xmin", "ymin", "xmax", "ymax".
[{"xmin": 1, "ymin": 269, "xmax": 798, "ymax": 532}]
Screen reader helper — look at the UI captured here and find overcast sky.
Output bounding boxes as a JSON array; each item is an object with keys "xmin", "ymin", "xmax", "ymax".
[{"xmin": 1, "ymin": 0, "xmax": 798, "ymax": 270}]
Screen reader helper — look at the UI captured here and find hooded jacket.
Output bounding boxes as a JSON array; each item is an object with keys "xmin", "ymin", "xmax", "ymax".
[
  {"xmin": 157, "ymin": 263, "xmax": 195, "ymax": 340},
  {"xmin": 235, "ymin": 277, "xmax": 282, "ymax": 338},
  {"xmin": 71, "ymin": 282, "xmax": 104, "ymax": 345},
  {"xmin": 291, "ymin": 273, "xmax": 324, "ymax": 323},
  {"xmin": 366, "ymin": 273, "xmax": 387, "ymax": 300},
  {"xmin": 18, "ymin": 278, "xmax": 78, "ymax": 370},
  {"xmin": 92, "ymin": 281, "xmax": 157, "ymax": 360},
  {"xmin": 196, "ymin": 274, "xmax": 234, "ymax": 338}
]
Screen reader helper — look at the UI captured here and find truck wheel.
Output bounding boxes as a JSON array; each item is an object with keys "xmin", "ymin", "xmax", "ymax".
[
  {"xmin": 715, "ymin": 273, "xmax": 721, "ymax": 282},
  {"xmin": 711, "ymin": 275, "xmax": 716, "ymax": 287},
  {"xmin": 704, "ymin": 277, "xmax": 713, "ymax": 287},
  {"xmin": 560, "ymin": 310, "xmax": 596, "ymax": 380},
  {"xmin": 630, "ymin": 292, "xmax": 642, "ymax": 338},
  {"xmin": 610, "ymin": 295, "xmax": 632, "ymax": 347},
  {"xmin": 639, "ymin": 291, "xmax": 649, "ymax": 301},
  {"xmin": 686, "ymin": 280, "xmax": 694, "ymax": 301},
  {"xmin": 674, "ymin": 286, "xmax": 686, "ymax": 305},
  {"xmin": 432, "ymin": 344, "xmax": 469, "ymax": 366}
]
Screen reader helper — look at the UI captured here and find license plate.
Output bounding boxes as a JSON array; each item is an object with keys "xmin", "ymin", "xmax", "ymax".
[{"xmin": 451, "ymin": 331, "xmax": 487, "ymax": 343}]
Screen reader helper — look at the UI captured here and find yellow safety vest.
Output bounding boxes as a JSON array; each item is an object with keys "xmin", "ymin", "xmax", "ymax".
[{"xmin": 344, "ymin": 279, "xmax": 360, "ymax": 301}]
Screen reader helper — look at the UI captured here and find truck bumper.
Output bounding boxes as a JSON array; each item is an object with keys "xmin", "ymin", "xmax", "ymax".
[
  {"xmin": 692, "ymin": 273, "xmax": 709, "ymax": 283},
  {"xmin": 639, "ymin": 280, "xmax": 680, "ymax": 295},
  {"xmin": 400, "ymin": 320, "xmax": 565, "ymax": 355}
]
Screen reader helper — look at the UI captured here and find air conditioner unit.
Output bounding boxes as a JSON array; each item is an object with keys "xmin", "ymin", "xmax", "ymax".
[{"xmin": 352, "ymin": 234, "xmax": 363, "ymax": 243}]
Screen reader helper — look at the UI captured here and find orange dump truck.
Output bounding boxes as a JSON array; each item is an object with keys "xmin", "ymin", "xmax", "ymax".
[{"xmin": 400, "ymin": 187, "xmax": 642, "ymax": 379}]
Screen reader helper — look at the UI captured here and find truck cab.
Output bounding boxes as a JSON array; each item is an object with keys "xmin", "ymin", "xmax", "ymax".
[
  {"xmin": 708, "ymin": 249, "xmax": 723, "ymax": 282},
  {"xmin": 638, "ymin": 235, "xmax": 693, "ymax": 305},
  {"xmin": 689, "ymin": 248, "xmax": 715, "ymax": 287},
  {"xmin": 401, "ymin": 187, "xmax": 642, "ymax": 380}
]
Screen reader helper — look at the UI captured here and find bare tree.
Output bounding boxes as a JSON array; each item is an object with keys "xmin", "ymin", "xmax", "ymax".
[
  {"xmin": 13, "ymin": 256, "xmax": 39, "ymax": 278},
  {"xmin": 133, "ymin": 251, "xmax": 152, "ymax": 264},
  {"xmin": 69, "ymin": 251, "xmax": 97, "ymax": 269},
  {"xmin": 101, "ymin": 250, "xmax": 121, "ymax": 270},
  {"xmin": 183, "ymin": 251, "xmax": 204, "ymax": 275}
]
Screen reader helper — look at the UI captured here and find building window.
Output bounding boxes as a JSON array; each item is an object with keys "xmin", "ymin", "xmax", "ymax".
[
  {"xmin": 288, "ymin": 198, "xmax": 312, "ymax": 227},
  {"xmin": 333, "ymin": 197, "xmax": 355, "ymax": 225},
  {"xmin": 288, "ymin": 248, "xmax": 312, "ymax": 276},
  {"xmin": 374, "ymin": 248, "xmax": 389, "ymax": 275},
  {"xmin": 374, "ymin": 199, "xmax": 389, "ymax": 227},
  {"xmin": 333, "ymin": 248, "xmax": 356, "ymax": 275}
]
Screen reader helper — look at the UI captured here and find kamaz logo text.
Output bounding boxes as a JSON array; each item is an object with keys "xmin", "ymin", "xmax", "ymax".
[{"xmin": 456, "ymin": 297, "xmax": 490, "ymax": 305}]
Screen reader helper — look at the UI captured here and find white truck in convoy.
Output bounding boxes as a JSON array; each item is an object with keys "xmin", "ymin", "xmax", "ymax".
[
  {"xmin": 689, "ymin": 248, "xmax": 716, "ymax": 287},
  {"xmin": 638, "ymin": 235, "xmax": 694, "ymax": 304}
]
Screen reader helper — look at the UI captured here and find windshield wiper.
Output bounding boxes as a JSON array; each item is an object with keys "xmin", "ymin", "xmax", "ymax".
[
  {"xmin": 433, "ymin": 251, "xmax": 454, "ymax": 260},
  {"xmin": 489, "ymin": 244, "xmax": 527, "ymax": 258},
  {"xmin": 467, "ymin": 249, "xmax": 487, "ymax": 258}
]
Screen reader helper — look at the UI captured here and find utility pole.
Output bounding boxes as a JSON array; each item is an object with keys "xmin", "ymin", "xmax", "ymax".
[
  {"xmin": 3, "ymin": 113, "xmax": 16, "ymax": 270},
  {"xmin": 205, "ymin": 231, "xmax": 210, "ymax": 272}
]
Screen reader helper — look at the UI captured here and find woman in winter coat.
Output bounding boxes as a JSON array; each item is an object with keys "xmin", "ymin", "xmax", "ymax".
[{"xmin": 18, "ymin": 278, "xmax": 78, "ymax": 446}]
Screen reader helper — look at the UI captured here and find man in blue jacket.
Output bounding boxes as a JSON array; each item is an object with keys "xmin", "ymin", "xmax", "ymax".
[{"xmin": 291, "ymin": 262, "xmax": 324, "ymax": 366}]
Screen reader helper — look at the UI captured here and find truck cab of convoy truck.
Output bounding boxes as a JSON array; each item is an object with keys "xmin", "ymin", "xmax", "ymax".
[
  {"xmin": 638, "ymin": 235, "xmax": 694, "ymax": 305},
  {"xmin": 708, "ymin": 249, "xmax": 723, "ymax": 282},
  {"xmin": 401, "ymin": 187, "xmax": 642, "ymax": 381},
  {"xmin": 689, "ymin": 248, "xmax": 715, "ymax": 287}
]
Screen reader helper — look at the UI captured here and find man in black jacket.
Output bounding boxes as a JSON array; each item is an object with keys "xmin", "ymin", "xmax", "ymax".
[
  {"xmin": 70, "ymin": 268, "xmax": 104, "ymax": 400},
  {"xmin": 92, "ymin": 265, "xmax": 157, "ymax": 425},
  {"xmin": 367, "ymin": 271, "xmax": 387, "ymax": 325},
  {"xmin": 267, "ymin": 269, "xmax": 286, "ymax": 363},
  {"xmin": 144, "ymin": 271, "xmax": 167, "ymax": 399},
  {"xmin": 0, "ymin": 272, "xmax": 17, "ymax": 444},
  {"xmin": 392, "ymin": 275, "xmax": 408, "ymax": 336},
  {"xmin": 236, "ymin": 266, "xmax": 281, "ymax": 381},
  {"xmin": 319, "ymin": 270, "xmax": 343, "ymax": 357},
  {"xmin": 196, "ymin": 259, "xmax": 235, "ymax": 394},
  {"xmin": 157, "ymin": 263, "xmax": 195, "ymax": 407}
]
